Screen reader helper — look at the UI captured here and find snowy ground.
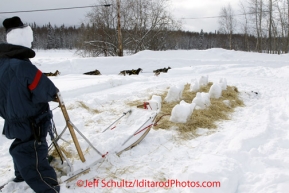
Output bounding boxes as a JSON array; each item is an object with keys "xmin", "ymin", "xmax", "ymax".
[{"xmin": 1, "ymin": 48, "xmax": 289, "ymax": 193}]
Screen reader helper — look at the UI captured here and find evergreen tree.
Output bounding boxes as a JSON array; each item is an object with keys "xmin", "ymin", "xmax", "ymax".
[
  {"xmin": 198, "ymin": 29, "xmax": 204, "ymax": 50},
  {"xmin": 47, "ymin": 23, "xmax": 55, "ymax": 49},
  {"xmin": 0, "ymin": 26, "xmax": 5, "ymax": 43}
]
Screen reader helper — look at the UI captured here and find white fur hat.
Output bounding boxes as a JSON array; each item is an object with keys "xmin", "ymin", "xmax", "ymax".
[{"xmin": 3, "ymin": 16, "xmax": 33, "ymax": 48}]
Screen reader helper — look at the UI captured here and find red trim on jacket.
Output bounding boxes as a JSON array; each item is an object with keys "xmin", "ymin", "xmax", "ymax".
[{"xmin": 28, "ymin": 70, "xmax": 42, "ymax": 91}]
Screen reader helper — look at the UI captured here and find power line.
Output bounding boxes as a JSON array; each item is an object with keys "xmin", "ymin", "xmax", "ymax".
[
  {"xmin": 181, "ymin": 13, "xmax": 249, "ymax": 20},
  {"xmin": 181, "ymin": 9, "xmax": 287, "ymax": 20},
  {"xmin": 181, "ymin": 15, "xmax": 223, "ymax": 20},
  {"xmin": 0, "ymin": 4, "xmax": 112, "ymax": 14}
]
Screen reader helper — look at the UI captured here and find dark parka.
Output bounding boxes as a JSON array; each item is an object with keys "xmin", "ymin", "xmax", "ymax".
[
  {"xmin": 0, "ymin": 43, "xmax": 60, "ymax": 193},
  {"xmin": 0, "ymin": 43, "xmax": 57, "ymax": 140}
]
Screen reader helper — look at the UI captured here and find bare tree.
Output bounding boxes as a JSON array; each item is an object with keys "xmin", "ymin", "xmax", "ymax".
[
  {"xmin": 258, "ymin": 0, "xmax": 264, "ymax": 52},
  {"xmin": 77, "ymin": 0, "xmax": 180, "ymax": 57},
  {"xmin": 239, "ymin": 0, "xmax": 250, "ymax": 51},
  {"xmin": 218, "ymin": 3, "xmax": 236, "ymax": 50},
  {"xmin": 120, "ymin": 0, "xmax": 181, "ymax": 53},
  {"xmin": 268, "ymin": 0, "xmax": 273, "ymax": 53},
  {"xmin": 76, "ymin": 1, "xmax": 118, "ymax": 57},
  {"xmin": 276, "ymin": 0, "xmax": 287, "ymax": 53},
  {"xmin": 246, "ymin": 0, "xmax": 264, "ymax": 52}
]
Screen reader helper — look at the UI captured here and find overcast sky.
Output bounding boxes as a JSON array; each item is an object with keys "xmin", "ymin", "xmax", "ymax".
[{"xmin": 0, "ymin": 0, "xmax": 239, "ymax": 33}]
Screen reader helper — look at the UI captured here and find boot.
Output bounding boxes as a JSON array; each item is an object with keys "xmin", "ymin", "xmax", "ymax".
[{"xmin": 13, "ymin": 176, "xmax": 24, "ymax": 183}]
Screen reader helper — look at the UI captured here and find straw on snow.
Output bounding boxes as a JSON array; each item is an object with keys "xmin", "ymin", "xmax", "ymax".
[{"xmin": 126, "ymin": 83, "xmax": 244, "ymax": 138}]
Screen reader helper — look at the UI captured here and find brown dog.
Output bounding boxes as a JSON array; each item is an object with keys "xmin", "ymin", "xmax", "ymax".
[{"xmin": 43, "ymin": 70, "xmax": 60, "ymax": 76}]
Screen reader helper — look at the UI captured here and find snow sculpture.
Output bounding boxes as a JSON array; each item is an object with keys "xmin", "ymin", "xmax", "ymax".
[
  {"xmin": 192, "ymin": 92, "xmax": 211, "ymax": 109},
  {"xmin": 199, "ymin": 75, "xmax": 209, "ymax": 87},
  {"xmin": 190, "ymin": 79, "xmax": 199, "ymax": 92},
  {"xmin": 178, "ymin": 83, "xmax": 185, "ymax": 98},
  {"xmin": 170, "ymin": 100, "xmax": 196, "ymax": 123},
  {"xmin": 146, "ymin": 95, "xmax": 162, "ymax": 113},
  {"xmin": 180, "ymin": 100, "xmax": 195, "ymax": 115},
  {"xmin": 201, "ymin": 92, "xmax": 211, "ymax": 107},
  {"xmin": 209, "ymin": 83, "xmax": 222, "ymax": 99},
  {"xmin": 219, "ymin": 78, "xmax": 227, "ymax": 90},
  {"xmin": 164, "ymin": 84, "xmax": 184, "ymax": 103}
]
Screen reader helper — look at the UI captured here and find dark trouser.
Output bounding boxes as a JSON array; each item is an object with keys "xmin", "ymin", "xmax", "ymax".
[{"xmin": 9, "ymin": 123, "xmax": 60, "ymax": 193}]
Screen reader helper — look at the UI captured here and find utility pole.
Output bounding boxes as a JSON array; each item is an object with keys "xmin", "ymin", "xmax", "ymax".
[
  {"xmin": 269, "ymin": 0, "xmax": 272, "ymax": 53},
  {"xmin": 117, "ymin": 0, "xmax": 123, "ymax": 56},
  {"xmin": 287, "ymin": 0, "xmax": 289, "ymax": 53}
]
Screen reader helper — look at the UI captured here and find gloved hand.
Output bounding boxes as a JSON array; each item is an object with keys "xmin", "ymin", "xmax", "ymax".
[
  {"xmin": 53, "ymin": 88, "xmax": 60, "ymax": 102},
  {"xmin": 53, "ymin": 95, "xmax": 59, "ymax": 103}
]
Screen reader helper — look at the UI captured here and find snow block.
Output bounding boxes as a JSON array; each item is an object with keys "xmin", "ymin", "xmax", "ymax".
[
  {"xmin": 209, "ymin": 83, "xmax": 222, "ymax": 99},
  {"xmin": 199, "ymin": 75, "xmax": 209, "ymax": 87},
  {"xmin": 145, "ymin": 95, "xmax": 162, "ymax": 113},
  {"xmin": 219, "ymin": 78, "xmax": 227, "ymax": 90},
  {"xmin": 165, "ymin": 84, "xmax": 184, "ymax": 103},
  {"xmin": 192, "ymin": 92, "xmax": 211, "ymax": 109},
  {"xmin": 190, "ymin": 78, "xmax": 200, "ymax": 92},
  {"xmin": 170, "ymin": 100, "xmax": 196, "ymax": 123},
  {"xmin": 150, "ymin": 95, "xmax": 162, "ymax": 112}
]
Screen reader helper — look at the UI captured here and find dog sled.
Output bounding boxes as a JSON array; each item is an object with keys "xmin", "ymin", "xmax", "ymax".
[
  {"xmin": 48, "ymin": 92, "xmax": 161, "ymax": 187},
  {"xmin": 0, "ymin": 93, "xmax": 161, "ymax": 191}
]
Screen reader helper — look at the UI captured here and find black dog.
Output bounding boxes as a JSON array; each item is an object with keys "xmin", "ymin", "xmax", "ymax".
[
  {"xmin": 153, "ymin": 67, "xmax": 171, "ymax": 76},
  {"xmin": 119, "ymin": 68, "xmax": 143, "ymax": 76},
  {"xmin": 84, "ymin": 69, "xmax": 101, "ymax": 75}
]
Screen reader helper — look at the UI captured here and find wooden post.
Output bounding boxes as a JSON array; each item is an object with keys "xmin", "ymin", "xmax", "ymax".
[{"xmin": 57, "ymin": 92, "xmax": 86, "ymax": 162}]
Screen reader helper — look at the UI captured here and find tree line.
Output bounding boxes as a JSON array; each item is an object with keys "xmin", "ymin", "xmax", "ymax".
[
  {"xmin": 0, "ymin": 23, "xmax": 258, "ymax": 53},
  {"xmin": 1, "ymin": 0, "xmax": 288, "ymax": 56},
  {"xmin": 0, "ymin": 23, "xmax": 79, "ymax": 50}
]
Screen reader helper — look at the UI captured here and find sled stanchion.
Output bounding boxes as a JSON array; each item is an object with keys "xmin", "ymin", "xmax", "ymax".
[
  {"xmin": 60, "ymin": 148, "xmax": 72, "ymax": 173},
  {"xmin": 54, "ymin": 125, "xmax": 68, "ymax": 143},
  {"xmin": 49, "ymin": 140, "xmax": 72, "ymax": 173},
  {"xmin": 48, "ymin": 123, "xmax": 69, "ymax": 150},
  {"xmin": 102, "ymin": 110, "xmax": 132, "ymax": 133},
  {"xmin": 115, "ymin": 112, "xmax": 157, "ymax": 156},
  {"xmin": 48, "ymin": 121, "xmax": 73, "ymax": 172},
  {"xmin": 57, "ymin": 92, "xmax": 86, "ymax": 162},
  {"xmin": 120, "ymin": 116, "xmax": 153, "ymax": 146},
  {"xmin": 68, "ymin": 121, "xmax": 104, "ymax": 157}
]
